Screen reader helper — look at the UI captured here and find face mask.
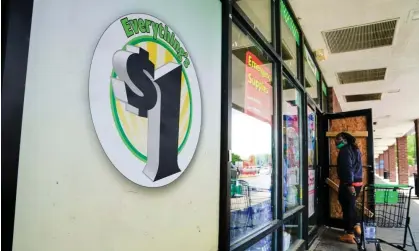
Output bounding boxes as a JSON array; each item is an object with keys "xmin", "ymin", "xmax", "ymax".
[{"xmin": 336, "ymin": 141, "xmax": 346, "ymax": 149}]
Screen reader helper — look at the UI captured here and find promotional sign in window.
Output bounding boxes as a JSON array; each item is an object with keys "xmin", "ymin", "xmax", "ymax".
[
  {"xmin": 308, "ymin": 169, "xmax": 316, "ymax": 217},
  {"xmin": 244, "ymin": 51, "xmax": 273, "ymax": 124}
]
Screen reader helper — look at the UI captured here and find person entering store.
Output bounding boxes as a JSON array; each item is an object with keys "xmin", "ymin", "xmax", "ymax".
[{"xmin": 335, "ymin": 132, "xmax": 363, "ymax": 244}]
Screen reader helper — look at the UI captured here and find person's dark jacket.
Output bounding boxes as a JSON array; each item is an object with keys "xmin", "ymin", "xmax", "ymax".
[{"xmin": 337, "ymin": 145, "xmax": 363, "ymax": 184}]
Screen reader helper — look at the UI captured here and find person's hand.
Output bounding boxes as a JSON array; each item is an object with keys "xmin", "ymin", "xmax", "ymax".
[{"xmin": 348, "ymin": 185, "xmax": 356, "ymax": 196}]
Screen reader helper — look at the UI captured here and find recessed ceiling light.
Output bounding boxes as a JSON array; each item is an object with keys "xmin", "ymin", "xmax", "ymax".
[
  {"xmin": 409, "ymin": 9, "xmax": 419, "ymax": 21},
  {"xmin": 314, "ymin": 49, "xmax": 327, "ymax": 61}
]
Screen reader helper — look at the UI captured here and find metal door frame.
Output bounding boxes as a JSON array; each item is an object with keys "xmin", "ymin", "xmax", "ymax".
[{"xmin": 319, "ymin": 109, "xmax": 375, "ymax": 229}]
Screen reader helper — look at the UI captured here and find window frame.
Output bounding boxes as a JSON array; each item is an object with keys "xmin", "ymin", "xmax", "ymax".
[{"xmin": 219, "ymin": 0, "xmax": 329, "ymax": 250}]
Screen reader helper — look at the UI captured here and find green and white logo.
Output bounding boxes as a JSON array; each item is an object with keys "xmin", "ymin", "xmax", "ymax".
[{"xmin": 89, "ymin": 14, "xmax": 201, "ymax": 187}]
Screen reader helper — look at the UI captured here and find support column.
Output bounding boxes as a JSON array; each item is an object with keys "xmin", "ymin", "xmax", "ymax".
[
  {"xmin": 397, "ymin": 136, "xmax": 409, "ymax": 185},
  {"xmin": 383, "ymin": 150, "xmax": 389, "ymax": 179},
  {"xmin": 379, "ymin": 154, "xmax": 384, "ymax": 177},
  {"xmin": 327, "ymin": 87, "xmax": 342, "ymax": 113},
  {"xmin": 388, "ymin": 145, "xmax": 397, "ymax": 182},
  {"xmin": 375, "ymin": 158, "xmax": 379, "ymax": 174}
]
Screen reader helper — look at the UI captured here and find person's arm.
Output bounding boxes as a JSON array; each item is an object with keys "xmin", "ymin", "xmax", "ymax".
[{"xmin": 338, "ymin": 148, "xmax": 354, "ymax": 184}]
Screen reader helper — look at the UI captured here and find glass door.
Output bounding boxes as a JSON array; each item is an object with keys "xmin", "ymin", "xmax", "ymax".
[
  {"xmin": 307, "ymin": 103, "xmax": 319, "ymax": 243},
  {"xmin": 229, "ymin": 23, "xmax": 278, "ymax": 250},
  {"xmin": 319, "ymin": 109, "xmax": 374, "ymax": 229},
  {"xmin": 282, "ymin": 74, "xmax": 304, "ymax": 250}
]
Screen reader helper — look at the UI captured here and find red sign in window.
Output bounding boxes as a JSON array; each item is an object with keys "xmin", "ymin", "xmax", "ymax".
[{"xmin": 244, "ymin": 51, "xmax": 273, "ymax": 124}]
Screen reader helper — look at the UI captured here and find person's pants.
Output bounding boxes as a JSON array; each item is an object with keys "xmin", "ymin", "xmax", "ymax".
[{"xmin": 338, "ymin": 184, "xmax": 362, "ymax": 233}]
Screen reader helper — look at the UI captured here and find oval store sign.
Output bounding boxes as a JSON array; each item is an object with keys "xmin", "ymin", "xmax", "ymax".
[{"xmin": 89, "ymin": 14, "xmax": 201, "ymax": 187}]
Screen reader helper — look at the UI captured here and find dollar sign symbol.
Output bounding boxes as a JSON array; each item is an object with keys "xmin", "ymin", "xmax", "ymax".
[{"xmin": 112, "ymin": 46, "xmax": 183, "ymax": 182}]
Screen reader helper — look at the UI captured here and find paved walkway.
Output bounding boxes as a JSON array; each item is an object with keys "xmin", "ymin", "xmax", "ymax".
[{"xmin": 310, "ymin": 175, "xmax": 419, "ymax": 251}]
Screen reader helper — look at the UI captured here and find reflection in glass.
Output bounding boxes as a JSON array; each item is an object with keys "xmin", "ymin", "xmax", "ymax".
[
  {"xmin": 230, "ymin": 24, "xmax": 274, "ymax": 244},
  {"xmin": 245, "ymin": 234, "xmax": 272, "ymax": 251},
  {"xmin": 307, "ymin": 106, "xmax": 317, "ymax": 233},
  {"xmin": 283, "ymin": 213, "xmax": 303, "ymax": 250},
  {"xmin": 307, "ymin": 106, "xmax": 316, "ymax": 170},
  {"xmin": 236, "ymin": 0, "xmax": 272, "ymax": 41},
  {"xmin": 304, "ymin": 46, "xmax": 319, "ymax": 104},
  {"xmin": 282, "ymin": 76, "xmax": 302, "ymax": 213},
  {"xmin": 280, "ymin": 2, "xmax": 300, "ymax": 77}
]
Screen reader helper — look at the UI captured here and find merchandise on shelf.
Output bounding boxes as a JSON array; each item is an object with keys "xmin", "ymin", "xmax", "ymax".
[
  {"xmin": 286, "ymin": 185, "xmax": 298, "ymax": 208},
  {"xmin": 283, "ymin": 159, "xmax": 288, "ymax": 211},
  {"xmin": 283, "ymin": 114, "xmax": 301, "ymax": 211},
  {"xmin": 230, "ymin": 200, "xmax": 273, "ymax": 244},
  {"xmin": 283, "ymin": 231, "xmax": 291, "ymax": 250}
]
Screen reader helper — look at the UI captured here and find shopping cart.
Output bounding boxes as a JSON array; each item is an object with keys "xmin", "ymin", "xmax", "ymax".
[
  {"xmin": 357, "ymin": 184, "xmax": 417, "ymax": 251},
  {"xmin": 230, "ymin": 180, "xmax": 253, "ymax": 243}
]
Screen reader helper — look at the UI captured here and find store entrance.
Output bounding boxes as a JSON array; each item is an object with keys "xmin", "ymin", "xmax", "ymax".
[
  {"xmin": 306, "ymin": 102, "xmax": 320, "ymax": 244},
  {"xmin": 319, "ymin": 109, "xmax": 375, "ymax": 229}
]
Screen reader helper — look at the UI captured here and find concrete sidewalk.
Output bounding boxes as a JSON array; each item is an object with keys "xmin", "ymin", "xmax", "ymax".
[{"xmin": 310, "ymin": 175, "xmax": 419, "ymax": 251}]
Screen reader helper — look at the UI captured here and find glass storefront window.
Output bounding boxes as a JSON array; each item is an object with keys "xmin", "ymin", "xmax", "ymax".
[
  {"xmin": 307, "ymin": 105, "xmax": 317, "ymax": 233},
  {"xmin": 236, "ymin": 0, "xmax": 272, "ymax": 42},
  {"xmin": 245, "ymin": 234, "xmax": 273, "ymax": 251},
  {"xmin": 282, "ymin": 76, "xmax": 302, "ymax": 213},
  {"xmin": 307, "ymin": 106, "xmax": 317, "ymax": 171},
  {"xmin": 230, "ymin": 24, "xmax": 275, "ymax": 244},
  {"xmin": 283, "ymin": 213, "xmax": 303, "ymax": 250},
  {"xmin": 280, "ymin": 0, "xmax": 300, "ymax": 78},
  {"xmin": 304, "ymin": 46, "xmax": 319, "ymax": 104}
]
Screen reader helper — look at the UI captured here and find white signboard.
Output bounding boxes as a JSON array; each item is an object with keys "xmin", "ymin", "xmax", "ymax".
[{"xmin": 89, "ymin": 14, "xmax": 202, "ymax": 187}]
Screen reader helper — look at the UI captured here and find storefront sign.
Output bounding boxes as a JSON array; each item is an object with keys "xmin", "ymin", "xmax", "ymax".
[
  {"xmin": 304, "ymin": 46, "xmax": 318, "ymax": 78},
  {"xmin": 308, "ymin": 170, "xmax": 316, "ymax": 217},
  {"xmin": 280, "ymin": 0, "xmax": 300, "ymax": 45},
  {"xmin": 244, "ymin": 51, "xmax": 273, "ymax": 124},
  {"xmin": 89, "ymin": 14, "xmax": 201, "ymax": 187},
  {"xmin": 322, "ymin": 82, "xmax": 328, "ymax": 96}
]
